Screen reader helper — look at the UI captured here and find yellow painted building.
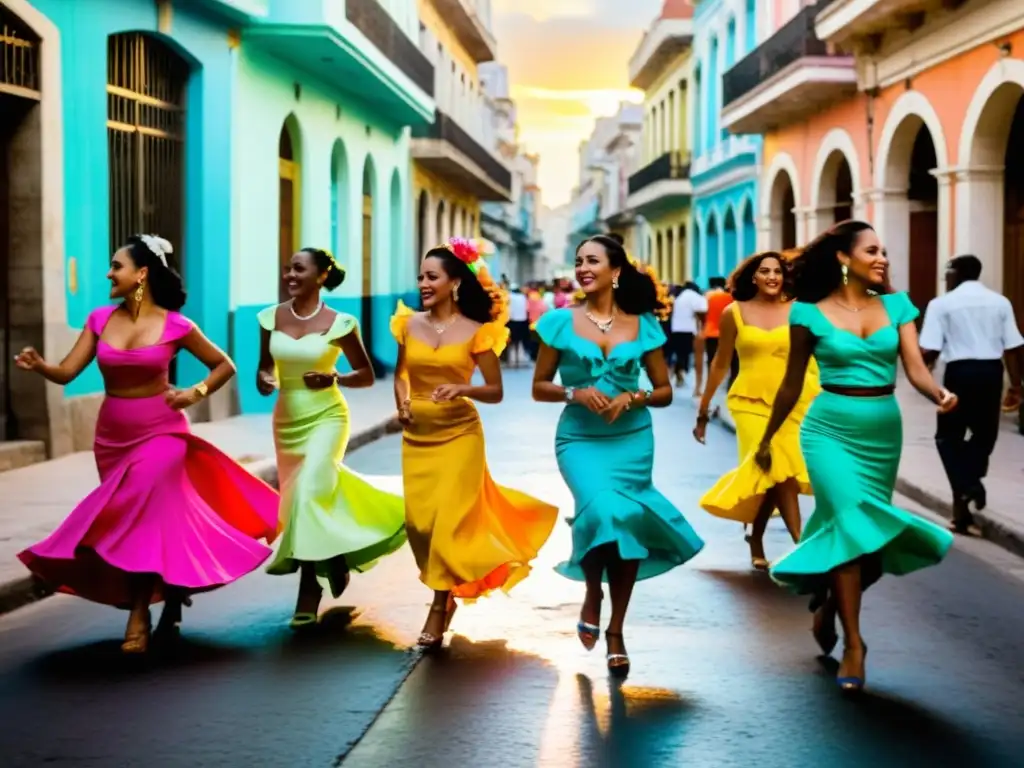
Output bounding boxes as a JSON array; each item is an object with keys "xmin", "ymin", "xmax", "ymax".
[
  {"xmin": 411, "ymin": 0, "xmax": 511, "ymax": 258},
  {"xmin": 624, "ymin": 6, "xmax": 695, "ymax": 284}
]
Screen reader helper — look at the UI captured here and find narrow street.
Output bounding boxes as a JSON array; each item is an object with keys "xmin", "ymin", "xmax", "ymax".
[{"xmin": 0, "ymin": 371, "xmax": 1022, "ymax": 767}]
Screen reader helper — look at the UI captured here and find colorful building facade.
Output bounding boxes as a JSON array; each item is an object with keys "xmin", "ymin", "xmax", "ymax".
[
  {"xmin": 625, "ymin": 0, "xmax": 694, "ymax": 284},
  {"xmin": 690, "ymin": 0, "xmax": 760, "ymax": 286},
  {"xmin": 0, "ymin": 0, "xmax": 434, "ymax": 459},
  {"xmin": 723, "ymin": 0, "xmax": 1024, "ymax": 324}
]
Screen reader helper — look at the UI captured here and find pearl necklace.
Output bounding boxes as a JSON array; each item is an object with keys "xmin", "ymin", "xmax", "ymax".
[
  {"xmin": 585, "ymin": 307, "xmax": 617, "ymax": 333},
  {"xmin": 290, "ymin": 300, "xmax": 324, "ymax": 321}
]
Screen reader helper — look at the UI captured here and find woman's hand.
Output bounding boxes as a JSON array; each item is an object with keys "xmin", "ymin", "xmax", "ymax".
[
  {"xmin": 692, "ymin": 411, "xmax": 709, "ymax": 444},
  {"xmin": 257, "ymin": 369, "xmax": 278, "ymax": 395},
  {"xmin": 432, "ymin": 383, "xmax": 468, "ymax": 402},
  {"xmin": 397, "ymin": 400, "xmax": 414, "ymax": 427},
  {"xmin": 573, "ymin": 387, "xmax": 610, "ymax": 414},
  {"xmin": 164, "ymin": 387, "xmax": 199, "ymax": 411},
  {"xmin": 14, "ymin": 347, "xmax": 44, "ymax": 373},
  {"xmin": 302, "ymin": 371, "xmax": 337, "ymax": 390},
  {"xmin": 936, "ymin": 387, "xmax": 958, "ymax": 414},
  {"xmin": 754, "ymin": 442, "xmax": 772, "ymax": 472},
  {"xmin": 600, "ymin": 393, "xmax": 633, "ymax": 424}
]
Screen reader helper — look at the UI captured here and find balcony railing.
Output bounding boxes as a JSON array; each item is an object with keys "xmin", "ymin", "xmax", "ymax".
[
  {"xmin": 628, "ymin": 151, "xmax": 690, "ymax": 195},
  {"xmin": 723, "ymin": 3, "xmax": 828, "ymax": 107},
  {"xmin": 347, "ymin": 0, "xmax": 434, "ymax": 95},
  {"xmin": 412, "ymin": 110, "xmax": 511, "ymax": 190}
]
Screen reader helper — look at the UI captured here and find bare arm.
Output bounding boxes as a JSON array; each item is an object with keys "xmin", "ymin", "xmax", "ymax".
[
  {"xmin": 393, "ymin": 344, "xmax": 410, "ymax": 409},
  {"xmin": 466, "ymin": 351, "xmax": 503, "ymax": 404},
  {"xmin": 639, "ymin": 346, "xmax": 673, "ymax": 408},
  {"xmin": 531, "ymin": 343, "xmax": 565, "ymax": 402},
  {"xmin": 697, "ymin": 306, "xmax": 738, "ymax": 415},
  {"xmin": 758, "ymin": 325, "xmax": 815, "ymax": 449},
  {"xmin": 898, "ymin": 322, "xmax": 944, "ymax": 403},
  {"xmin": 31, "ymin": 328, "xmax": 98, "ymax": 386},
  {"xmin": 179, "ymin": 325, "xmax": 237, "ymax": 395},
  {"xmin": 335, "ymin": 331, "xmax": 374, "ymax": 388}
]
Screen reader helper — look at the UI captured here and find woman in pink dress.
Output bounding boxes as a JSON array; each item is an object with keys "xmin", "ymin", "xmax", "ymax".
[{"xmin": 16, "ymin": 234, "xmax": 279, "ymax": 654}]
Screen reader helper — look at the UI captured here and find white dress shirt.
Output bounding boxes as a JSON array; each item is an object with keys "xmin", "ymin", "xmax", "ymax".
[
  {"xmin": 670, "ymin": 289, "xmax": 709, "ymax": 334},
  {"xmin": 508, "ymin": 292, "xmax": 528, "ymax": 322},
  {"xmin": 919, "ymin": 280, "xmax": 1024, "ymax": 361}
]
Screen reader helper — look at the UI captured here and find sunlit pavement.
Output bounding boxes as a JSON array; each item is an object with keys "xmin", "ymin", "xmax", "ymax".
[{"xmin": 1, "ymin": 369, "xmax": 1023, "ymax": 766}]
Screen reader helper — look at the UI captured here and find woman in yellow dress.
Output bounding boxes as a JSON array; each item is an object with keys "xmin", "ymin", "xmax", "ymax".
[
  {"xmin": 692, "ymin": 252, "xmax": 819, "ymax": 568},
  {"xmin": 257, "ymin": 247, "xmax": 406, "ymax": 627},
  {"xmin": 391, "ymin": 238, "xmax": 559, "ymax": 651}
]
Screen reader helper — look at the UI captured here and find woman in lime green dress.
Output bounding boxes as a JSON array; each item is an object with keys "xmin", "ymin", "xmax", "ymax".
[
  {"xmin": 257, "ymin": 248, "xmax": 406, "ymax": 628},
  {"xmin": 756, "ymin": 221, "xmax": 957, "ymax": 693}
]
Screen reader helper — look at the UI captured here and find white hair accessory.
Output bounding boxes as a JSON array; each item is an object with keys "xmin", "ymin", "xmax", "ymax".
[{"xmin": 139, "ymin": 234, "xmax": 172, "ymax": 268}]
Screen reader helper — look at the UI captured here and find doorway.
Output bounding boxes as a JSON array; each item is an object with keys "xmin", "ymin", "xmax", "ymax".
[
  {"xmin": 907, "ymin": 126, "xmax": 938, "ymax": 312},
  {"xmin": 278, "ymin": 124, "xmax": 299, "ymax": 302},
  {"xmin": 1004, "ymin": 96, "xmax": 1024, "ymax": 330}
]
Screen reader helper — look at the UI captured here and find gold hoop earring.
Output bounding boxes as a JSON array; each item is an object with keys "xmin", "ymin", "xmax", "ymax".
[
  {"xmin": 134, "ymin": 281, "xmax": 145, "ymax": 303},
  {"xmin": 841, "ymin": 264, "xmax": 849, "ymax": 285}
]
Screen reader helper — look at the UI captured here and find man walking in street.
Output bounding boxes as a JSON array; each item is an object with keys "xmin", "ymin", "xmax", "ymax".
[
  {"xmin": 919, "ymin": 255, "xmax": 1023, "ymax": 535},
  {"xmin": 506, "ymin": 285, "xmax": 530, "ymax": 368}
]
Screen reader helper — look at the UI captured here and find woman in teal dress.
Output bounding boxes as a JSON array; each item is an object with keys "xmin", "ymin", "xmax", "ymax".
[
  {"xmin": 756, "ymin": 221, "xmax": 957, "ymax": 692},
  {"xmin": 532, "ymin": 234, "xmax": 705, "ymax": 679},
  {"xmin": 257, "ymin": 247, "xmax": 406, "ymax": 628}
]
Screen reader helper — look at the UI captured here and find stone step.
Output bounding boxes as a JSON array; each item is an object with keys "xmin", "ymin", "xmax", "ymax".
[{"xmin": 0, "ymin": 440, "xmax": 47, "ymax": 473}]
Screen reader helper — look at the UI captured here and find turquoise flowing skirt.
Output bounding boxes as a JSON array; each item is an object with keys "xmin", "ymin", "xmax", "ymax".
[
  {"xmin": 770, "ymin": 392, "xmax": 953, "ymax": 592},
  {"xmin": 554, "ymin": 406, "xmax": 704, "ymax": 581}
]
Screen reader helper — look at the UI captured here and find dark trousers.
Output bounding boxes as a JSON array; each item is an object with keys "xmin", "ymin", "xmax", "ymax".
[
  {"xmin": 670, "ymin": 332, "xmax": 695, "ymax": 375},
  {"xmin": 705, "ymin": 337, "xmax": 739, "ymax": 387},
  {"xmin": 935, "ymin": 359, "xmax": 1004, "ymax": 517}
]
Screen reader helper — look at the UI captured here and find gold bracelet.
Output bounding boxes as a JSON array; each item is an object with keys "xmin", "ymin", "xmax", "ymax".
[{"xmin": 192, "ymin": 381, "xmax": 209, "ymax": 399}]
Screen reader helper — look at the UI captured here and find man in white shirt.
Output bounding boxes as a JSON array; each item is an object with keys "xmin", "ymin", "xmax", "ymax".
[
  {"xmin": 506, "ymin": 286, "xmax": 530, "ymax": 368},
  {"xmin": 919, "ymin": 254, "xmax": 1024, "ymax": 535},
  {"xmin": 669, "ymin": 282, "xmax": 708, "ymax": 387}
]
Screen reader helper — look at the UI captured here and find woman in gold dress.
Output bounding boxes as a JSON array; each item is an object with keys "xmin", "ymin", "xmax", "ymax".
[{"xmin": 391, "ymin": 238, "xmax": 558, "ymax": 651}]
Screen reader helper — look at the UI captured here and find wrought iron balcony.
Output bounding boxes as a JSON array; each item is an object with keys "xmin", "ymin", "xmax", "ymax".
[
  {"xmin": 628, "ymin": 152, "xmax": 690, "ymax": 195},
  {"xmin": 411, "ymin": 110, "xmax": 512, "ymax": 201},
  {"xmin": 347, "ymin": 0, "xmax": 434, "ymax": 96}
]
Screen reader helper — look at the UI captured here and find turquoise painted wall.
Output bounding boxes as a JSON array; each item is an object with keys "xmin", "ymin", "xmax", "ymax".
[
  {"xmin": 31, "ymin": 0, "xmax": 235, "ymax": 395},
  {"xmin": 230, "ymin": 47, "xmax": 415, "ymax": 415},
  {"xmin": 693, "ymin": 181, "xmax": 757, "ymax": 284}
]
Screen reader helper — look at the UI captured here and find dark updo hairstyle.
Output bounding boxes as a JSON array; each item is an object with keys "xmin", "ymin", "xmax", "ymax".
[
  {"xmin": 790, "ymin": 220, "xmax": 875, "ymax": 303},
  {"xmin": 422, "ymin": 247, "xmax": 495, "ymax": 324},
  {"xmin": 300, "ymin": 247, "xmax": 346, "ymax": 291},
  {"xmin": 577, "ymin": 235, "xmax": 666, "ymax": 316},
  {"xmin": 727, "ymin": 251, "xmax": 788, "ymax": 302},
  {"xmin": 122, "ymin": 235, "xmax": 186, "ymax": 311}
]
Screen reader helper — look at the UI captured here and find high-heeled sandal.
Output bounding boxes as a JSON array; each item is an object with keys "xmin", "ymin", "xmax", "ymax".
[
  {"xmin": 577, "ymin": 593, "xmax": 603, "ymax": 651},
  {"xmin": 121, "ymin": 610, "xmax": 152, "ymax": 655},
  {"xmin": 811, "ymin": 601, "xmax": 838, "ymax": 656},
  {"xmin": 417, "ymin": 595, "xmax": 457, "ymax": 652},
  {"xmin": 290, "ymin": 584, "xmax": 323, "ymax": 630},
  {"xmin": 154, "ymin": 592, "xmax": 192, "ymax": 640},
  {"xmin": 744, "ymin": 534, "xmax": 769, "ymax": 571},
  {"xmin": 605, "ymin": 631, "xmax": 630, "ymax": 679},
  {"xmin": 837, "ymin": 642, "xmax": 868, "ymax": 692}
]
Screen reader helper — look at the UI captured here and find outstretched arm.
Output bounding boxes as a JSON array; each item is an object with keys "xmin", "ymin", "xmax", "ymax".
[{"xmin": 15, "ymin": 327, "xmax": 98, "ymax": 386}]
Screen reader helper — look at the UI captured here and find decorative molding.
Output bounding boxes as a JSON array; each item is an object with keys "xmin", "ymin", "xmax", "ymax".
[
  {"xmin": 874, "ymin": 89, "xmax": 949, "ymax": 189},
  {"xmin": 809, "ymin": 127, "xmax": 863, "ymax": 209}
]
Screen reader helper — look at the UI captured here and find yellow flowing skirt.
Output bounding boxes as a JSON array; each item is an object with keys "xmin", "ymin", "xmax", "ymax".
[{"xmin": 402, "ymin": 397, "xmax": 558, "ymax": 599}]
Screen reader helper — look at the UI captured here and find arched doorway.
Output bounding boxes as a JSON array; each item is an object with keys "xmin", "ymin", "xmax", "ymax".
[
  {"xmin": 330, "ymin": 139, "xmax": 349, "ymax": 262},
  {"xmin": 108, "ymin": 32, "xmax": 190, "ymax": 381},
  {"xmin": 706, "ymin": 215, "xmax": 720, "ymax": 280},
  {"xmin": 436, "ymin": 199, "xmax": 446, "ymax": 243},
  {"xmin": 906, "ymin": 126, "xmax": 939, "ymax": 311},
  {"xmin": 769, "ymin": 170, "xmax": 797, "ymax": 251},
  {"xmin": 678, "ymin": 224, "xmax": 687, "ymax": 280},
  {"xmin": 278, "ymin": 118, "xmax": 301, "ymax": 302},
  {"xmin": 693, "ymin": 220, "xmax": 703, "ymax": 284},
  {"xmin": 741, "ymin": 199, "xmax": 756, "ymax": 258},
  {"xmin": 816, "ymin": 151, "xmax": 854, "ymax": 226},
  {"xmin": 361, "ymin": 158, "xmax": 378, "ymax": 370},
  {"xmin": 416, "ymin": 189, "xmax": 428, "ymax": 271},
  {"xmin": 1, "ymin": 5, "xmax": 42, "ymax": 442},
  {"xmin": 655, "ymin": 231, "xmax": 663, "ymax": 274},
  {"xmin": 723, "ymin": 207, "xmax": 738, "ymax": 276},
  {"xmin": 665, "ymin": 229, "xmax": 675, "ymax": 282},
  {"xmin": 1004, "ymin": 95, "xmax": 1024, "ymax": 328},
  {"xmin": 449, "ymin": 203, "xmax": 457, "ymax": 240}
]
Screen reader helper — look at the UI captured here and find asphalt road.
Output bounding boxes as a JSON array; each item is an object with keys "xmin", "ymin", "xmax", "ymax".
[{"xmin": 1, "ymin": 370, "xmax": 1022, "ymax": 767}]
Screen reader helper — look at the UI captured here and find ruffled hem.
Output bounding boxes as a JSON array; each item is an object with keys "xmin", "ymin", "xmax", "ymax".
[
  {"xmin": 18, "ymin": 433, "xmax": 279, "ymax": 607},
  {"xmin": 768, "ymin": 496, "xmax": 953, "ymax": 594},
  {"xmin": 700, "ymin": 440, "xmax": 813, "ymax": 525},
  {"xmin": 266, "ymin": 465, "xmax": 408, "ymax": 595},
  {"xmin": 555, "ymin": 487, "xmax": 705, "ymax": 582}
]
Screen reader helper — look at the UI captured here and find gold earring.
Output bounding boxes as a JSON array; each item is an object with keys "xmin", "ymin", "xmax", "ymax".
[
  {"xmin": 612, "ymin": 276, "xmax": 619, "ymax": 289},
  {"xmin": 453, "ymin": 283, "xmax": 460, "ymax": 301},
  {"xmin": 134, "ymin": 281, "xmax": 145, "ymax": 303},
  {"xmin": 841, "ymin": 264, "xmax": 849, "ymax": 285}
]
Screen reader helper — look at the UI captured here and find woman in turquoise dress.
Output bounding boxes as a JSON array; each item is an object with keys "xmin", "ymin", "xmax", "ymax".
[
  {"xmin": 532, "ymin": 234, "xmax": 705, "ymax": 679},
  {"xmin": 257, "ymin": 247, "xmax": 406, "ymax": 628},
  {"xmin": 756, "ymin": 220, "xmax": 957, "ymax": 692}
]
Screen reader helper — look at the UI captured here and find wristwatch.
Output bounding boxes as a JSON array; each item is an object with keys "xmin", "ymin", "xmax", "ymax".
[{"xmin": 564, "ymin": 386, "xmax": 576, "ymax": 403}]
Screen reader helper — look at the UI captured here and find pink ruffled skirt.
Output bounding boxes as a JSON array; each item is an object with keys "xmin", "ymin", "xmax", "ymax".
[{"xmin": 18, "ymin": 394, "xmax": 279, "ymax": 607}]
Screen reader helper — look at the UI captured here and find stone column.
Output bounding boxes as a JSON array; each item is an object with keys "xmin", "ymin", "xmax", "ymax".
[
  {"xmin": 865, "ymin": 187, "xmax": 911, "ymax": 292},
  {"xmin": 953, "ymin": 165, "xmax": 1004, "ymax": 292}
]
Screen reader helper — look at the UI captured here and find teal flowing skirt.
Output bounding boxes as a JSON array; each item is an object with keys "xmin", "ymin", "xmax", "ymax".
[
  {"xmin": 554, "ymin": 406, "xmax": 704, "ymax": 582},
  {"xmin": 770, "ymin": 392, "xmax": 953, "ymax": 592}
]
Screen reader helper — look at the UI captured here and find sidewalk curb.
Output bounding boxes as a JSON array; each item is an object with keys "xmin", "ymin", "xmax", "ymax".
[
  {"xmin": 710, "ymin": 409, "xmax": 1024, "ymax": 561},
  {"xmin": 0, "ymin": 414, "xmax": 401, "ymax": 619}
]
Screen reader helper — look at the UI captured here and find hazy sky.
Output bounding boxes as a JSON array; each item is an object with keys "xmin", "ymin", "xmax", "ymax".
[{"xmin": 491, "ymin": 0, "xmax": 663, "ymax": 207}]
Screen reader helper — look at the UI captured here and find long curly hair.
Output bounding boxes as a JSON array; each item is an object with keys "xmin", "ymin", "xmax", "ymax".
[
  {"xmin": 421, "ymin": 246, "xmax": 507, "ymax": 326},
  {"xmin": 577, "ymin": 235, "xmax": 667, "ymax": 317},
  {"xmin": 727, "ymin": 251, "xmax": 790, "ymax": 302},
  {"xmin": 790, "ymin": 220, "xmax": 875, "ymax": 303}
]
